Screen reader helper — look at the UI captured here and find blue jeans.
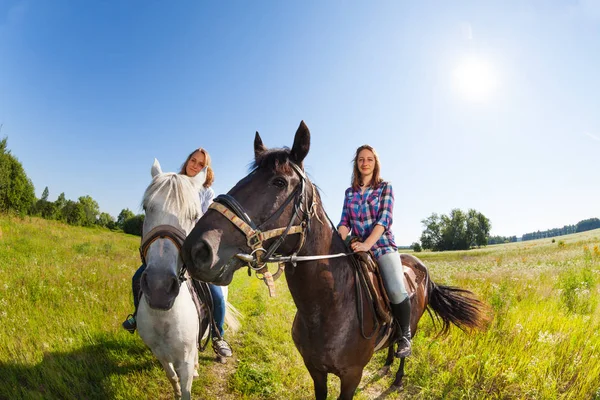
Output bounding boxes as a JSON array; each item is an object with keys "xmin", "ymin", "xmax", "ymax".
[{"xmin": 131, "ymin": 264, "xmax": 226, "ymax": 337}]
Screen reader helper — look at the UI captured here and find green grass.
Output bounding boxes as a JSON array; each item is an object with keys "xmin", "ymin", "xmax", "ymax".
[{"xmin": 1, "ymin": 216, "xmax": 599, "ymax": 399}]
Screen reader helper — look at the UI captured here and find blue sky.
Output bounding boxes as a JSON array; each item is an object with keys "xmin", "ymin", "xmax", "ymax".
[{"xmin": 1, "ymin": 0, "xmax": 599, "ymax": 245}]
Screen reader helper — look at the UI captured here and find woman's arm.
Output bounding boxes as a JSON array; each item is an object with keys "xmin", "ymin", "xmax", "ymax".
[{"xmin": 351, "ymin": 224, "xmax": 385, "ymax": 252}]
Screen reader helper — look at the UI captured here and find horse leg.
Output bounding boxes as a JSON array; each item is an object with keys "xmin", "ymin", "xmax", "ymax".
[
  {"xmin": 307, "ymin": 367, "xmax": 328, "ymax": 400},
  {"xmin": 338, "ymin": 367, "xmax": 364, "ymax": 400},
  {"xmin": 159, "ymin": 360, "xmax": 182, "ymax": 399},
  {"xmin": 391, "ymin": 357, "xmax": 406, "ymax": 389},
  {"xmin": 378, "ymin": 345, "xmax": 395, "ymax": 375},
  {"xmin": 174, "ymin": 359, "xmax": 196, "ymax": 400}
]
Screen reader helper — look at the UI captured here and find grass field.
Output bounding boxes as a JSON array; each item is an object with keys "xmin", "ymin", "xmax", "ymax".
[{"xmin": 0, "ymin": 215, "xmax": 599, "ymax": 399}]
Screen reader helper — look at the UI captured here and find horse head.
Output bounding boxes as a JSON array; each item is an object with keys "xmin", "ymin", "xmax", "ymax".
[
  {"xmin": 182, "ymin": 121, "xmax": 313, "ymax": 285},
  {"xmin": 140, "ymin": 158, "xmax": 202, "ymax": 310}
]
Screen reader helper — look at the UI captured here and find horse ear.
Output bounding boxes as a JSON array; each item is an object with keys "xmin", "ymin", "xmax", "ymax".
[
  {"xmin": 254, "ymin": 131, "xmax": 267, "ymax": 160},
  {"xmin": 290, "ymin": 120, "xmax": 310, "ymax": 165},
  {"xmin": 151, "ymin": 158, "xmax": 162, "ymax": 177}
]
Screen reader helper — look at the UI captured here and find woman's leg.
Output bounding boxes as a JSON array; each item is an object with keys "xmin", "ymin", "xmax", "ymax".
[
  {"xmin": 377, "ymin": 252, "xmax": 412, "ymax": 357},
  {"xmin": 122, "ymin": 264, "xmax": 146, "ymax": 333},
  {"xmin": 208, "ymin": 284, "xmax": 232, "ymax": 357},
  {"xmin": 208, "ymin": 284, "xmax": 225, "ymax": 337}
]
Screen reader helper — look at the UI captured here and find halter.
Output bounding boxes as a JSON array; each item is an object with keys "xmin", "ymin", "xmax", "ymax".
[
  {"xmin": 208, "ymin": 162, "xmax": 314, "ymax": 296},
  {"xmin": 139, "ymin": 224, "xmax": 188, "ymax": 283}
]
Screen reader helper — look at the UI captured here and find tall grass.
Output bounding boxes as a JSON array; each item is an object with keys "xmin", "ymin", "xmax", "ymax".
[{"xmin": 0, "ymin": 216, "xmax": 599, "ymax": 399}]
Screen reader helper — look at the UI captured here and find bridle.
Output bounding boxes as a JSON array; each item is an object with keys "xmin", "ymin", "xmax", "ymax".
[
  {"xmin": 208, "ymin": 161, "xmax": 316, "ymax": 296},
  {"xmin": 139, "ymin": 224, "xmax": 188, "ymax": 283}
]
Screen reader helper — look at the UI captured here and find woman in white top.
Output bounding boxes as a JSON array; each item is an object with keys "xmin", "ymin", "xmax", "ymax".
[{"xmin": 122, "ymin": 148, "xmax": 233, "ymax": 358}]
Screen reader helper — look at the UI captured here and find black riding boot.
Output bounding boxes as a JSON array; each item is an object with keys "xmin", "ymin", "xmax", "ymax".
[
  {"xmin": 122, "ymin": 276, "xmax": 142, "ymax": 334},
  {"xmin": 391, "ymin": 297, "xmax": 412, "ymax": 357}
]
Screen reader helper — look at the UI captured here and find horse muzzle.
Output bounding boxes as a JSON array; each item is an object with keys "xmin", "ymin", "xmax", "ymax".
[{"xmin": 141, "ymin": 270, "xmax": 181, "ymax": 311}]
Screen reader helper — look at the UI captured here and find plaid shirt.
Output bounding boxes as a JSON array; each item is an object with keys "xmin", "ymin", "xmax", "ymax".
[{"xmin": 338, "ymin": 181, "xmax": 397, "ymax": 260}]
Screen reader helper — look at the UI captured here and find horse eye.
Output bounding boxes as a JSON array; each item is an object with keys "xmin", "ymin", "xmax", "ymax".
[{"xmin": 272, "ymin": 177, "xmax": 287, "ymax": 188}]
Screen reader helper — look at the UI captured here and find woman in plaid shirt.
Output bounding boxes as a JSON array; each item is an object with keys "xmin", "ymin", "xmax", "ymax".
[{"xmin": 337, "ymin": 144, "xmax": 412, "ymax": 358}]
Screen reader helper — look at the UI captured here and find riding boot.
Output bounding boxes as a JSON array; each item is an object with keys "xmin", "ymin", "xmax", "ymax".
[
  {"xmin": 391, "ymin": 297, "xmax": 412, "ymax": 358},
  {"xmin": 122, "ymin": 278, "xmax": 142, "ymax": 334}
]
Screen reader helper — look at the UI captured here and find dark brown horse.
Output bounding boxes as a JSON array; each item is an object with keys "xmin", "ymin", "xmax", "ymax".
[{"xmin": 181, "ymin": 121, "xmax": 490, "ymax": 399}]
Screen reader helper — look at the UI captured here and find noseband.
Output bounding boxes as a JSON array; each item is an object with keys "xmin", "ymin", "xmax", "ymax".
[
  {"xmin": 208, "ymin": 162, "xmax": 314, "ymax": 295},
  {"xmin": 139, "ymin": 225, "xmax": 188, "ymax": 283}
]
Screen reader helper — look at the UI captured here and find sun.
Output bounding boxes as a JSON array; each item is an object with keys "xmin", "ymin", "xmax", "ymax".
[{"xmin": 453, "ymin": 56, "xmax": 498, "ymax": 103}]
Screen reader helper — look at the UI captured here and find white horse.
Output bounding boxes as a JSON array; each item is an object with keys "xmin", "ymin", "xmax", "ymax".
[{"xmin": 136, "ymin": 159, "xmax": 239, "ymax": 400}]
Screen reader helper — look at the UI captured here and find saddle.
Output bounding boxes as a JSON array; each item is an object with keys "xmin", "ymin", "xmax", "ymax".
[{"xmin": 354, "ymin": 251, "xmax": 427, "ymax": 324}]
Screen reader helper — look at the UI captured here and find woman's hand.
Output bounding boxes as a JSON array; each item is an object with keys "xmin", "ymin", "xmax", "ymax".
[{"xmin": 351, "ymin": 241, "xmax": 371, "ymax": 253}]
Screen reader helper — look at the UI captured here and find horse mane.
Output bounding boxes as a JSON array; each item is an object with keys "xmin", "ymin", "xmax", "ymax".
[
  {"xmin": 142, "ymin": 172, "xmax": 201, "ymax": 222},
  {"xmin": 251, "ymin": 147, "xmax": 295, "ymax": 175}
]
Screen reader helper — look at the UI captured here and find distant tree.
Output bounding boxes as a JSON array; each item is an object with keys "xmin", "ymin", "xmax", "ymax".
[
  {"xmin": 123, "ymin": 214, "xmax": 145, "ymax": 236},
  {"xmin": 420, "ymin": 208, "xmax": 492, "ymax": 251},
  {"xmin": 78, "ymin": 195, "xmax": 100, "ymax": 226},
  {"xmin": 0, "ymin": 137, "xmax": 36, "ymax": 215},
  {"xmin": 41, "ymin": 186, "xmax": 49, "ymax": 202},
  {"xmin": 420, "ymin": 213, "xmax": 442, "ymax": 250},
  {"xmin": 117, "ymin": 208, "xmax": 135, "ymax": 229},
  {"xmin": 411, "ymin": 242, "xmax": 422, "ymax": 252},
  {"xmin": 576, "ymin": 218, "xmax": 600, "ymax": 233},
  {"xmin": 474, "ymin": 212, "xmax": 491, "ymax": 247},
  {"xmin": 97, "ymin": 212, "xmax": 117, "ymax": 230},
  {"xmin": 61, "ymin": 200, "xmax": 86, "ymax": 226}
]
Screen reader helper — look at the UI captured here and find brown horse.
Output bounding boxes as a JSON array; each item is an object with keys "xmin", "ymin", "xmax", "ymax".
[{"xmin": 181, "ymin": 121, "xmax": 490, "ymax": 399}]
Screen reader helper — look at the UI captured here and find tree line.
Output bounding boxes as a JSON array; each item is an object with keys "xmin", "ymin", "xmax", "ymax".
[
  {"xmin": 0, "ymin": 137, "xmax": 144, "ymax": 236},
  {"xmin": 521, "ymin": 218, "xmax": 600, "ymax": 241}
]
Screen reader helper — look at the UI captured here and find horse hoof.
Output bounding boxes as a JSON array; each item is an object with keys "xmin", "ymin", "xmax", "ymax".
[
  {"xmin": 216, "ymin": 356, "xmax": 227, "ymax": 364},
  {"xmin": 193, "ymin": 369, "xmax": 199, "ymax": 379},
  {"xmin": 377, "ymin": 366, "xmax": 391, "ymax": 376}
]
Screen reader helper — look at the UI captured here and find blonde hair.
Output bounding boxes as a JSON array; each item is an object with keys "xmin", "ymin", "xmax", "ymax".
[
  {"xmin": 179, "ymin": 148, "xmax": 214, "ymax": 188},
  {"xmin": 351, "ymin": 144, "xmax": 383, "ymax": 190}
]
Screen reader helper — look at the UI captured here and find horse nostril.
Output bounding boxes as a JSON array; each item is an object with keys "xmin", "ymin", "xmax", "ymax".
[
  {"xmin": 193, "ymin": 240, "xmax": 213, "ymax": 266},
  {"xmin": 169, "ymin": 276, "xmax": 179, "ymax": 296}
]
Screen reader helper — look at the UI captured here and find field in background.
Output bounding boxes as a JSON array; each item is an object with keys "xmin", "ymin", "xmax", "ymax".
[{"xmin": 0, "ymin": 215, "xmax": 599, "ymax": 399}]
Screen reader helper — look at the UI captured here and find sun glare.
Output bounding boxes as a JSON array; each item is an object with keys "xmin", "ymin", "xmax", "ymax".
[{"xmin": 453, "ymin": 57, "xmax": 498, "ymax": 103}]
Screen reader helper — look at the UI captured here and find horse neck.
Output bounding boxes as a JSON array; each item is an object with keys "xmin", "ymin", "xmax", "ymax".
[{"xmin": 284, "ymin": 214, "xmax": 356, "ymax": 316}]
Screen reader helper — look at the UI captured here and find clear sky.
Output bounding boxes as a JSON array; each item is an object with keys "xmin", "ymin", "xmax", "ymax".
[{"xmin": 1, "ymin": 0, "xmax": 599, "ymax": 245}]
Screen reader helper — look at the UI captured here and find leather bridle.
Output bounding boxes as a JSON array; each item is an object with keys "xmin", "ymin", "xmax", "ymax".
[{"xmin": 208, "ymin": 161, "xmax": 315, "ymax": 296}]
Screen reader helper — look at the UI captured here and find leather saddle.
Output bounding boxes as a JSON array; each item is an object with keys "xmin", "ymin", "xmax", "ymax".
[{"xmin": 354, "ymin": 251, "xmax": 427, "ymax": 324}]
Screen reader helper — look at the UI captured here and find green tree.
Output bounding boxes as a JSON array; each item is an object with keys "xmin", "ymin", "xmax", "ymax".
[
  {"xmin": 420, "ymin": 213, "xmax": 442, "ymax": 250},
  {"xmin": 0, "ymin": 137, "xmax": 36, "ymax": 215},
  {"xmin": 420, "ymin": 208, "xmax": 492, "ymax": 251},
  {"xmin": 411, "ymin": 242, "xmax": 422, "ymax": 252},
  {"xmin": 117, "ymin": 208, "xmax": 135, "ymax": 229},
  {"xmin": 41, "ymin": 186, "xmax": 49, "ymax": 201},
  {"xmin": 97, "ymin": 212, "xmax": 116, "ymax": 229},
  {"xmin": 61, "ymin": 200, "xmax": 86, "ymax": 226},
  {"xmin": 78, "ymin": 195, "xmax": 100, "ymax": 226},
  {"xmin": 123, "ymin": 214, "xmax": 145, "ymax": 236}
]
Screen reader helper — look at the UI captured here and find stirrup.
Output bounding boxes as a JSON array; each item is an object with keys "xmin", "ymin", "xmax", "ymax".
[
  {"xmin": 122, "ymin": 314, "xmax": 136, "ymax": 334},
  {"xmin": 212, "ymin": 338, "xmax": 232, "ymax": 358}
]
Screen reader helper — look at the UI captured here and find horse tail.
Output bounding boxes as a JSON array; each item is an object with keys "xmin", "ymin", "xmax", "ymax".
[
  {"xmin": 427, "ymin": 279, "xmax": 491, "ymax": 336},
  {"xmin": 224, "ymin": 301, "xmax": 242, "ymax": 334}
]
